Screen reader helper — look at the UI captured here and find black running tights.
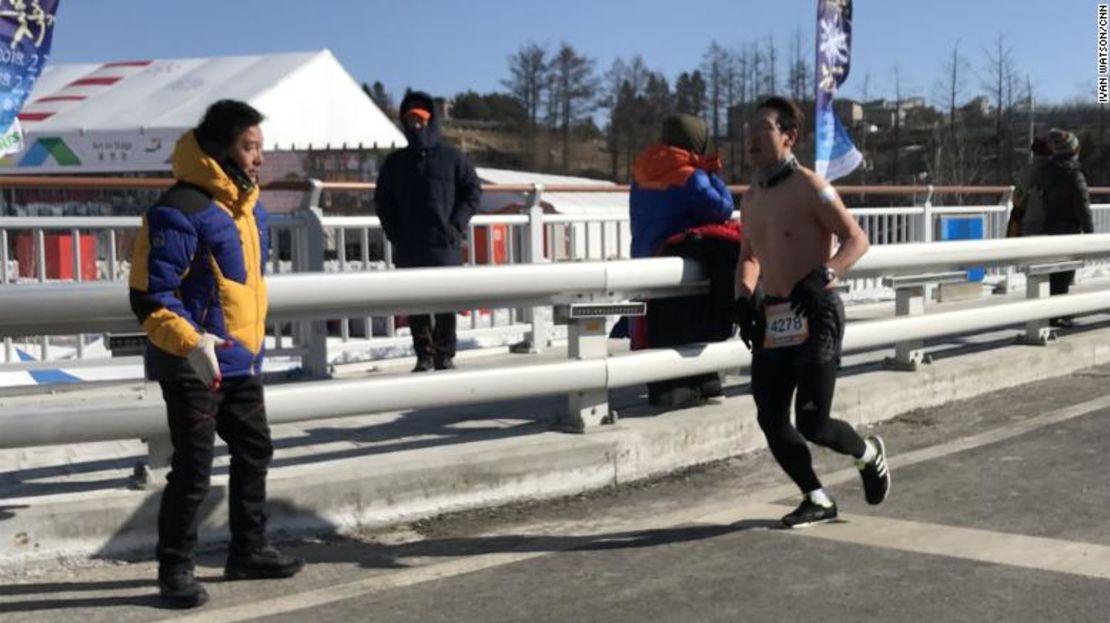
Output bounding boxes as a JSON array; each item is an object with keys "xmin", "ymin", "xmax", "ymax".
[{"xmin": 751, "ymin": 349, "xmax": 866, "ymax": 493}]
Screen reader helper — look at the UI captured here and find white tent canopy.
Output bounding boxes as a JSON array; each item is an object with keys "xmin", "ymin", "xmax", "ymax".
[
  {"xmin": 477, "ymin": 167, "xmax": 627, "ymax": 216},
  {"xmin": 0, "ymin": 49, "xmax": 406, "ymax": 174}
]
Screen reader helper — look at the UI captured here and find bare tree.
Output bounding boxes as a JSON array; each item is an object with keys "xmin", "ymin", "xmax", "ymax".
[
  {"xmin": 749, "ymin": 42, "xmax": 763, "ymax": 100},
  {"xmin": 548, "ymin": 42, "xmax": 599, "ymax": 173},
  {"xmin": 926, "ymin": 42, "xmax": 972, "ymax": 197},
  {"xmin": 722, "ymin": 47, "xmax": 744, "ymax": 179},
  {"xmin": 932, "ymin": 40, "xmax": 970, "ymax": 128},
  {"xmin": 787, "ymin": 29, "xmax": 811, "ymax": 102},
  {"xmin": 503, "ymin": 43, "xmax": 549, "ymax": 165},
  {"xmin": 981, "ymin": 33, "xmax": 1017, "ymax": 182},
  {"xmin": 700, "ymin": 42, "xmax": 729, "ymax": 140},
  {"xmin": 891, "ymin": 65, "xmax": 904, "ymax": 185},
  {"xmin": 765, "ymin": 35, "xmax": 778, "ymax": 96},
  {"xmin": 604, "ymin": 56, "xmax": 650, "ymax": 179}
]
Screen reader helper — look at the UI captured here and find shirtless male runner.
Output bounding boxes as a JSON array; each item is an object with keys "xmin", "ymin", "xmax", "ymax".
[{"xmin": 735, "ymin": 96, "xmax": 890, "ymax": 527}]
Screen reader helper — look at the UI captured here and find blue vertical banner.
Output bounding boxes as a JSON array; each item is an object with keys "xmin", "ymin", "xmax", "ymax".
[
  {"xmin": 0, "ymin": 0, "xmax": 60, "ymax": 156},
  {"xmin": 814, "ymin": 0, "xmax": 862, "ymax": 181}
]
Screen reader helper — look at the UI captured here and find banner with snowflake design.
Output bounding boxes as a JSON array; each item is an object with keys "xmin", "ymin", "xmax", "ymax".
[
  {"xmin": 814, "ymin": 0, "xmax": 861, "ymax": 181},
  {"xmin": 0, "ymin": 0, "xmax": 60, "ymax": 157}
]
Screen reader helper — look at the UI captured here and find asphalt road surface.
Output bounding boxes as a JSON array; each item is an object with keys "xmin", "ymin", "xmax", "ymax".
[{"xmin": 5, "ymin": 365, "xmax": 1110, "ymax": 622}]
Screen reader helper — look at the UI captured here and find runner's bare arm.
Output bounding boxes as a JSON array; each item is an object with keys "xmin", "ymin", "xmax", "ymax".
[
  {"xmin": 810, "ymin": 178, "xmax": 869, "ymax": 276},
  {"xmin": 736, "ymin": 208, "xmax": 760, "ymax": 297}
]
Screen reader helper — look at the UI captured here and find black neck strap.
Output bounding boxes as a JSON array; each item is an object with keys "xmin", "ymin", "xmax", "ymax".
[{"xmin": 756, "ymin": 155, "xmax": 799, "ymax": 188}]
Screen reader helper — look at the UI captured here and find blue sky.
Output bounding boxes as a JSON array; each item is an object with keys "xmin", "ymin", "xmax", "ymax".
[{"xmin": 50, "ymin": 1, "xmax": 1096, "ymax": 106}]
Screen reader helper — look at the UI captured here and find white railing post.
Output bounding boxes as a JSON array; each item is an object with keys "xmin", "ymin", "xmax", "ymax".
[
  {"xmin": 998, "ymin": 186, "xmax": 1020, "ymax": 293},
  {"xmin": 1, "ymin": 225, "xmax": 10, "ymax": 361},
  {"xmin": 555, "ymin": 298, "xmax": 619, "ymax": 432},
  {"xmin": 293, "ymin": 179, "xmax": 330, "ymax": 378},
  {"xmin": 1019, "ymin": 260, "xmax": 1081, "ymax": 345},
  {"xmin": 71, "ymin": 228, "xmax": 84, "ymax": 359},
  {"xmin": 1023, "ymin": 272, "xmax": 1052, "ymax": 345},
  {"xmin": 922, "ymin": 184, "xmax": 935, "ymax": 243},
  {"xmin": 882, "ymin": 271, "xmax": 967, "ymax": 370},
  {"xmin": 512, "ymin": 183, "xmax": 550, "ymax": 354},
  {"xmin": 133, "ymin": 434, "xmax": 173, "ymax": 489},
  {"xmin": 919, "ymin": 185, "xmax": 936, "ymax": 302}
]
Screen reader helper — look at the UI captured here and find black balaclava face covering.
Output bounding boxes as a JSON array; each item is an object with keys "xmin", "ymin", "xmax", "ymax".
[
  {"xmin": 755, "ymin": 153, "xmax": 799, "ymax": 188},
  {"xmin": 195, "ymin": 129, "xmax": 255, "ymax": 192},
  {"xmin": 399, "ymin": 91, "xmax": 440, "ymax": 152}
]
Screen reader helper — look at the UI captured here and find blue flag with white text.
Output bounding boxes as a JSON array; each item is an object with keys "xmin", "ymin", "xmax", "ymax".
[
  {"xmin": 0, "ymin": 0, "xmax": 60, "ymax": 156},
  {"xmin": 814, "ymin": 0, "xmax": 861, "ymax": 181}
]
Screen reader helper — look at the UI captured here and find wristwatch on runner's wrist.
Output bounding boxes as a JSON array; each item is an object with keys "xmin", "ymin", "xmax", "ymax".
[{"xmin": 821, "ymin": 265, "xmax": 837, "ymax": 284}]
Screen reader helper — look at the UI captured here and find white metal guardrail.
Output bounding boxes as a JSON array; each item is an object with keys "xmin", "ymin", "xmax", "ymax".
[
  {"xmin": 3, "ymin": 284, "xmax": 1110, "ymax": 450},
  {"xmin": 2, "ymin": 232, "xmax": 1110, "ymax": 449},
  {"xmin": 5, "ymin": 234, "xmax": 1110, "ymax": 336},
  {"xmin": 3, "ymin": 179, "xmax": 1110, "ymax": 372}
]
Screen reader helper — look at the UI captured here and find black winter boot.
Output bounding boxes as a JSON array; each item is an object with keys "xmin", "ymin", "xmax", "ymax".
[
  {"xmin": 225, "ymin": 544, "xmax": 305, "ymax": 580},
  {"xmin": 158, "ymin": 567, "xmax": 209, "ymax": 609}
]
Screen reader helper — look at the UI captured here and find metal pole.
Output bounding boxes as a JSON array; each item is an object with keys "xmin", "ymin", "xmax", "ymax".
[
  {"xmin": 384, "ymin": 237, "xmax": 395, "ymax": 337},
  {"xmin": 1, "ymin": 225, "xmax": 9, "ymax": 359},
  {"xmin": 35, "ymin": 228, "xmax": 45, "ymax": 282},
  {"xmin": 72, "ymin": 228, "xmax": 84, "ymax": 359},
  {"xmin": 485, "ymin": 223, "xmax": 496, "ymax": 327},
  {"xmin": 337, "ymin": 227, "xmax": 349, "ymax": 341},
  {"xmin": 292, "ymin": 179, "xmax": 329, "ymax": 378},
  {"xmin": 922, "ymin": 185, "xmax": 935, "ymax": 244},
  {"xmin": 36, "ymin": 228, "xmax": 47, "ymax": 360},
  {"xmin": 468, "ymin": 223, "xmax": 478, "ymax": 330},
  {"xmin": 361, "ymin": 227, "xmax": 372, "ymax": 337},
  {"xmin": 518, "ymin": 183, "xmax": 548, "ymax": 353},
  {"xmin": 108, "ymin": 229, "xmax": 118, "ymax": 281},
  {"xmin": 0, "ymin": 228, "xmax": 8, "ymax": 284}
]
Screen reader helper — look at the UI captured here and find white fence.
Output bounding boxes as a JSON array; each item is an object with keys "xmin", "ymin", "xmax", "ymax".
[
  {"xmin": 4, "ymin": 234, "xmax": 1110, "ymax": 448},
  {"xmin": 3, "ymin": 179, "xmax": 1110, "ymax": 373}
]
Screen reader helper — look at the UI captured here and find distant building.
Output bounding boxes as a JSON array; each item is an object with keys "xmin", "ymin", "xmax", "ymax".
[
  {"xmin": 861, "ymin": 98, "xmax": 931, "ymax": 130},
  {"xmin": 835, "ymin": 99, "xmax": 864, "ymax": 125},
  {"xmin": 961, "ymin": 96, "xmax": 992, "ymax": 118}
]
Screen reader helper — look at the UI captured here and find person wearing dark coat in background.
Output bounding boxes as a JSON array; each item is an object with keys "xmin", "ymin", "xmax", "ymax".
[
  {"xmin": 1006, "ymin": 136, "xmax": 1050, "ymax": 239},
  {"xmin": 1037, "ymin": 128, "xmax": 1093, "ymax": 328},
  {"xmin": 375, "ymin": 91, "xmax": 482, "ymax": 371}
]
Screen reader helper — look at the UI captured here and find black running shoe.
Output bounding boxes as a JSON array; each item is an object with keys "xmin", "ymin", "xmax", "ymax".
[
  {"xmin": 781, "ymin": 498, "xmax": 838, "ymax": 528},
  {"xmin": 858, "ymin": 434, "xmax": 891, "ymax": 505}
]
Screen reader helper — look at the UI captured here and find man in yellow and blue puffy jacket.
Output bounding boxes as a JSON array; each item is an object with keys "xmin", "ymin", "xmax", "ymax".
[{"xmin": 129, "ymin": 100, "xmax": 303, "ymax": 609}]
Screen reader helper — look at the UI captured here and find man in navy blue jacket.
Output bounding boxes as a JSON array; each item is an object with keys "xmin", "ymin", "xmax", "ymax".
[{"xmin": 375, "ymin": 91, "xmax": 482, "ymax": 371}]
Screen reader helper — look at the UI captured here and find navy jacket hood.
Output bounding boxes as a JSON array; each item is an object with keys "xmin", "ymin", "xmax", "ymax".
[{"xmin": 400, "ymin": 90, "xmax": 440, "ymax": 151}]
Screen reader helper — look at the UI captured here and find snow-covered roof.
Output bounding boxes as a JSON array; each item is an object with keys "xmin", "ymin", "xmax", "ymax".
[
  {"xmin": 477, "ymin": 166, "xmax": 627, "ymax": 216},
  {"xmin": 0, "ymin": 50, "xmax": 405, "ymax": 174}
]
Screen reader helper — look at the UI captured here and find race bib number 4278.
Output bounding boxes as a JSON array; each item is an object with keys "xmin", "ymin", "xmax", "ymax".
[{"xmin": 763, "ymin": 302, "xmax": 809, "ymax": 349}]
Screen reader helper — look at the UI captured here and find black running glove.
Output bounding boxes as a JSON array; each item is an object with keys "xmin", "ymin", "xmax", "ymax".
[
  {"xmin": 734, "ymin": 284, "xmax": 764, "ymax": 350},
  {"xmin": 789, "ymin": 266, "xmax": 833, "ymax": 318}
]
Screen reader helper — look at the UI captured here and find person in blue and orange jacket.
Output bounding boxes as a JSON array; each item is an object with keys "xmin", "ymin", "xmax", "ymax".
[
  {"xmin": 129, "ymin": 100, "xmax": 303, "ymax": 609},
  {"xmin": 626, "ymin": 113, "xmax": 737, "ymax": 407},
  {"xmin": 630, "ymin": 113, "xmax": 735, "ymax": 260}
]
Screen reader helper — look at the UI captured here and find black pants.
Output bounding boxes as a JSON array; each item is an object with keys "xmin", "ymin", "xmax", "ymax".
[
  {"xmin": 1050, "ymin": 271, "xmax": 1074, "ymax": 296},
  {"xmin": 1050, "ymin": 271, "xmax": 1075, "ymax": 322},
  {"xmin": 751, "ymin": 292, "xmax": 864, "ymax": 494},
  {"xmin": 409, "ymin": 313, "xmax": 457, "ymax": 360},
  {"xmin": 156, "ymin": 375, "xmax": 273, "ymax": 571},
  {"xmin": 752, "ymin": 352, "xmax": 866, "ymax": 493}
]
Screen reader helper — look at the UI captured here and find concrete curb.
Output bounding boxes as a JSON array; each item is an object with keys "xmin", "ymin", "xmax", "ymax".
[{"xmin": 4, "ymin": 325, "xmax": 1110, "ymax": 573}]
